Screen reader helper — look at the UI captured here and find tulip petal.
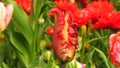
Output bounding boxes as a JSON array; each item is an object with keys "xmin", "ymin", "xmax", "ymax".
[
  {"xmin": 109, "ymin": 32, "xmax": 120, "ymax": 67},
  {"xmin": 5, "ymin": 4, "xmax": 13, "ymax": 26},
  {"xmin": 0, "ymin": 2, "xmax": 6, "ymax": 31}
]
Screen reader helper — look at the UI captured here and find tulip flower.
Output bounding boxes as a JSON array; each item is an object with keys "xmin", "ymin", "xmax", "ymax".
[
  {"xmin": 15, "ymin": 0, "xmax": 31, "ymax": 14},
  {"xmin": 53, "ymin": 1, "xmax": 90, "ymax": 27},
  {"xmin": 49, "ymin": 1, "xmax": 81, "ymax": 61},
  {"xmin": 90, "ymin": 12, "xmax": 120, "ymax": 29},
  {"xmin": 109, "ymin": 32, "xmax": 120, "ymax": 67},
  {"xmin": 85, "ymin": 0, "xmax": 120, "ymax": 29},
  {"xmin": 49, "ymin": 8, "xmax": 78, "ymax": 61},
  {"xmin": 0, "ymin": 2, "xmax": 13, "ymax": 32}
]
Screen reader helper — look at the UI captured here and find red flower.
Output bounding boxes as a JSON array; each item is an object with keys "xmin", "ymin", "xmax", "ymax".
[
  {"xmin": 86, "ymin": 1, "xmax": 114, "ymax": 19},
  {"xmin": 52, "ymin": 1, "xmax": 90, "ymax": 26},
  {"xmin": 15, "ymin": 0, "xmax": 31, "ymax": 14},
  {"xmin": 49, "ymin": 8, "xmax": 78, "ymax": 61},
  {"xmin": 85, "ymin": 0, "xmax": 118, "ymax": 29},
  {"xmin": 109, "ymin": 32, "xmax": 120, "ymax": 67},
  {"xmin": 44, "ymin": 26, "xmax": 53, "ymax": 36},
  {"xmin": 54, "ymin": 1, "xmax": 80, "ymax": 16},
  {"xmin": 90, "ymin": 12, "xmax": 120, "ymax": 29}
]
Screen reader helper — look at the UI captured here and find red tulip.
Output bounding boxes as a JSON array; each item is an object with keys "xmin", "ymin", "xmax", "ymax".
[
  {"xmin": 109, "ymin": 32, "xmax": 120, "ymax": 67},
  {"xmin": 90, "ymin": 12, "xmax": 120, "ymax": 29},
  {"xmin": 49, "ymin": 1, "xmax": 92, "ymax": 61},
  {"xmin": 52, "ymin": 1, "xmax": 90, "ymax": 27},
  {"xmin": 86, "ymin": 0, "xmax": 114, "ymax": 20},
  {"xmin": 0, "ymin": 2, "xmax": 13, "ymax": 32},
  {"xmin": 85, "ymin": 0, "xmax": 120, "ymax": 29},
  {"xmin": 15, "ymin": 0, "xmax": 31, "ymax": 14},
  {"xmin": 49, "ymin": 8, "xmax": 78, "ymax": 61}
]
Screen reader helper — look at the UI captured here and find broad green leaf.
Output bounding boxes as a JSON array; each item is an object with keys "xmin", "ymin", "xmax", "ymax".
[
  {"xmin": 34, "ymin": 0, "xmax": 45, "ymax": 18},
  {"xmin": 9, "ymin": 31, "xmax": 29, "ymax": 67},
  {"xmin": 2, "ymin": 63, "xmax": 9, "ymax": 68},
  {"xmin": 8, "ymin": 1, "xmax": 33, "ymax": 46}
]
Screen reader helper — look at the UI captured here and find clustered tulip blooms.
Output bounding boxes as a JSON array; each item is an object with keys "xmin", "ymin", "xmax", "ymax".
[
  {"xmin": 43, "ymin": 0, "xmax": 120, "ymax": 67},
  {"xmin": 109, "ymin": 32, "xmax": 120, "ymax": 67},
  {"xmin": 0, "ymin": 2, "xmax": 13, "ymax": 32},
  {"xmin": 49, "ymin": 0, "xmax": 120, "ymax": 62}
]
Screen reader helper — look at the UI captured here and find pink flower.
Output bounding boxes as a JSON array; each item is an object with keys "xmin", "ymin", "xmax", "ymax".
[
  {"xmin": 0, "ymin": 2, "xmax": 13, "ymax": 32},
  {"xmin": 109, "ymin": 32, "xmax": 120, "ymax": 67},
  {"xmin": 76, "ymin": 61, "xmax": 86, "ymax": 68}
]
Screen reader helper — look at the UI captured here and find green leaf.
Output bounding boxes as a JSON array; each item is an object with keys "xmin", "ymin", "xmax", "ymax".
[
  {"xmin": 2, "ymin": 63, "xmax": 9, "ymax": 68},
  {"xmin": 93, "ymin": 47, "xmax": 110, "ymax": 68},
  {"xmin": 87, "ymin": 37, "xmax": 106, "ymax": 43},
  {"xmin": 8, "ymin": 1, "xmax": 34, "ymax": 46},
  {"xmin": 9, "ymin": 31, "xmax": 29, "ymax": 67},
  {"xmin": 34, "ymin": 0, "xmax": 45, "ymax": 18},
  {"xmin": 66, "ymin": 60, "xmax": 80, "ymax": 68}
]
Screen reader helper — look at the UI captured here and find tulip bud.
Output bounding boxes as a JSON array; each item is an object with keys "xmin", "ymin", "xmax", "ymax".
[
  {"xmin": 0, "ymin": 2, "xmax": 13, "ymax": 32},
  {"xmin": 109, "ymin": 32, "xmax": 120, "ymax": 67}
]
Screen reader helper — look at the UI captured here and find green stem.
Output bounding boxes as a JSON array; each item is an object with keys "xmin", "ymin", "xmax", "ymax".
[
  {"xmin": 81, "ymin": 43, "xmax": 85, "ymax": 62},
  {"xmin": 29, "ymin": 0, "xmax": 36, "ymax": 67}
]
